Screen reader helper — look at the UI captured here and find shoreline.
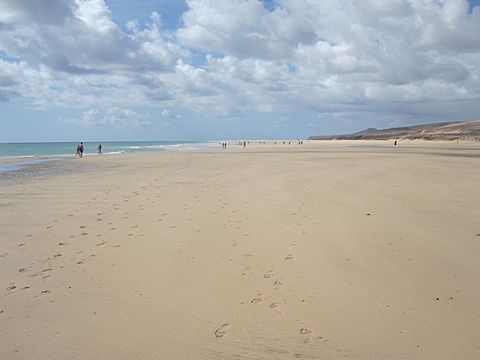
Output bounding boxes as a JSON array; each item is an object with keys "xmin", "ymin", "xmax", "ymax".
[{"xmin": 2, "ymin": 139, "xmax": 480, "ymax": 184}]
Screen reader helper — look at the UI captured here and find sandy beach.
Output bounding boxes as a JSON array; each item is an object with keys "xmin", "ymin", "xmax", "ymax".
[{"xmin": 1, "ymin": 140, "xmax": 480, "ymax": 360}]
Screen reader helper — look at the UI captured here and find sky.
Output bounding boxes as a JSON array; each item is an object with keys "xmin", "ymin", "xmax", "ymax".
[{"xmin": 0, "ymin": 0, "xmax": 480, "ymax": 142}]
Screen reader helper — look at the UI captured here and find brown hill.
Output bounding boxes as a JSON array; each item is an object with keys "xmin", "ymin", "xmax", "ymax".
[{"xmin": 308, "ymin": 119, "xmax": 480, "ymax": 141}]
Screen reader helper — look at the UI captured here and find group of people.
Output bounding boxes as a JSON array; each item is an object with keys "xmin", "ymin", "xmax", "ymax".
[
  {"xmin": 76, "ymin": 143, "xmax": 103, "ymax": 158},
  {"xmin": 219, "ymin": 140, "xmax": 308, "ymax": 149}
]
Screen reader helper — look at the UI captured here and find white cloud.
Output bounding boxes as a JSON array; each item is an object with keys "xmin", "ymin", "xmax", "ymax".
[
  {"xmin": 62, "ymin": 107, "xmax": 148, "ymax": 127},
  {"xmin": 0, "ymin": 0, "xmax": 479, "ymax": 130}
]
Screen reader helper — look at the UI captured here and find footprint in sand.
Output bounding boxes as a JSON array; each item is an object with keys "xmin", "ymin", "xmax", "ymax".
[
  {"xmin": 274, "ymin": 280, "xmax": 283, "ymax": 287},
  {"xmin": 58, "ymin": 242, "xmax": 69, "ymax": 246},
  {"xmin": 6, "ymin": 285, "xmax": 16, "ymax": 292},
  {"xmin": 284, "ymin": 255, "xmax": 294, "ymax": 260},
  {"xmin": 214, "ymin": 323, "xmax": 230, "ymax": 338},
  {"xmin": 41, "ymin": 289, "xmax": 51, "ymax": 295},
  {"xmin": 0, "ymin": 252, "xmax": 8, "ymax": 258},
  {"xmin": 96, "ymin": 241, "xmax": 106, "ymax": 247},
  {"xmin": 300, "ymin": 328, "xmax": 311, "ymax": 335},
  {"xmin": 53, "ymin": 253, "xmax": 62, "ymax": 258},
  {"xmin": 269, "ymin": 302, "xmax": 279, "ymax": 309},
  {"xmin": 264, "ymin": 271, "xmax": 273, "ymax": 279},
  {"xmin": 81, "ymin": 232, "xmax": 88, "ymax": 236},
  {"xmin": 251, "ymin": 295, "xmax": 263, "ymax": 304}
]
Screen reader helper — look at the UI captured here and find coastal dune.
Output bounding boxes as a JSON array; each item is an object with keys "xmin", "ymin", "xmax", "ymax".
[{"xmin": 1, "ymin": 141, "xmax": 480, "ymax": 359}]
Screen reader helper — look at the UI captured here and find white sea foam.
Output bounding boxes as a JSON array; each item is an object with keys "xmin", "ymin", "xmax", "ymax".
[{"xmin": 103, "ymin": 151, "xmax": 125, "ymax": 155}]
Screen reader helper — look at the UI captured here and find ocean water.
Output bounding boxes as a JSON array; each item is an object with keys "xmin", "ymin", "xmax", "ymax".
[
  {"xmin": 0, "ymin": 141, "xmax": 209, "ymax": 158},
  {"xmin": 0, "ymin": 141, "xmax": 214, "ymax": 174}
]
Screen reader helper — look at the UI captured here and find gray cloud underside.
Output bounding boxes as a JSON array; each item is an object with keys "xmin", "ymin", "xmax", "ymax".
[{"xmin": 0, "ymin": 0, "xmax": 479, "ymax": 126}]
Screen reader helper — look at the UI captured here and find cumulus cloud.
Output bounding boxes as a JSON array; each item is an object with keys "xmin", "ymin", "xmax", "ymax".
[
  {"xmin": 62, "ymin": 107, "xmax": 148, "ymax": 127},
  {"xmin": 0, "ymin": 0, "xmax": 479, "ymax": 129}
]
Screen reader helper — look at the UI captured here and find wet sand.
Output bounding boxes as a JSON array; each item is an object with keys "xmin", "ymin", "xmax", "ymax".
[{"xmin": 1, "ymin": 140, "xmax": 480, "ymax": 359}]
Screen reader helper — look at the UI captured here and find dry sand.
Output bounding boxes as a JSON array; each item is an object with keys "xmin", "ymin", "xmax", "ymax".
[{"xmin": 1, "ymin": 140, "xmax": 480, "ymax": 359}]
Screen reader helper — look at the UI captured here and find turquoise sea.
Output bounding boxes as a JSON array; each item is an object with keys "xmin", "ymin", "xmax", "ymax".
[
  {"xmin": 0, "ymin": 141, "xmax": 213, "ymax": 173},
  {"xmin": 0, "ymin": 141, "xmax": 209, "ymax": 158}
]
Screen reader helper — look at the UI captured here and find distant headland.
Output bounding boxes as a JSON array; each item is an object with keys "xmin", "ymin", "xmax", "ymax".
[{"xmin": 309, "ymin": 119, "xmax": 480, "ymax": 141}]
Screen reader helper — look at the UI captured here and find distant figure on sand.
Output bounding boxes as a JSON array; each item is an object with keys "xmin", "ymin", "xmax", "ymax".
[
  {"xmin": 98, "ymin": 143, "xmax": 103, "ymax": 155},
  {"xmin": 79, "ymin": 142, "xmax": 84, "ymax": 158},
  {"xmin": 394, "ymin": 140, "xmax": 397, "ymax": 146}
]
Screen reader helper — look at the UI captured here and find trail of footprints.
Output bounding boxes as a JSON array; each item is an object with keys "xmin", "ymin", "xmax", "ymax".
[
  {"xmin": 3, "ymin": 173, "xmax": 187, "ymax": 302},
  {"xmin": 3, "ymin": 171, "xmax": 324, "ymax": 344}
]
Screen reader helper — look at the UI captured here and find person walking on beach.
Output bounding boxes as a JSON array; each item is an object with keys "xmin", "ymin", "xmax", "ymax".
[
  {"xmin": 79, "ymin": 142, "xmax": 84, "ymax": 158},
  {"xmin": 76, "ymin": 144, "xmax": 81, "ymax": 157},
  {"xmin": 98, "ymin": 143, "xmax": 103, "ymax": 155}
]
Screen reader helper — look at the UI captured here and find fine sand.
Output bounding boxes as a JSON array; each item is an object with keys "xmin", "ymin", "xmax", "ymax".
[{"xmin": 1, "ymin": 140, "xmax": 480, "ymax": 359}]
